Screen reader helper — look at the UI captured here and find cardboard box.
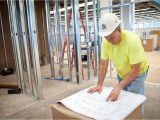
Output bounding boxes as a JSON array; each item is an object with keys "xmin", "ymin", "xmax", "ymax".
[
  {"xmin": 141, "ymin": 38, "xmax": 154, "ymax": 51},
  {"xmin": 157, "ymin": 39, "xmax": 160, "ymax": 46},
  {"xmin": 151, "ymin": 30, "xmax": 160, "ymax": 39},
  {"xmin": 51, "ymin": 103, "xmax": 141, "ymax": 120},
  {"xmin": 151, "ymin": 30, "xmax": 160, "ymax": 46}
]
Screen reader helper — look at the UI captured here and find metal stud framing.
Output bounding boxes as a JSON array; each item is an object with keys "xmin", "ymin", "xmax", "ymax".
[
  {"xmin": 64, "ymin": 0, "xmax": 72, "ymax": 81},
  {"xmin": 7, "ymin": 0, "xmax": 25, "ymax": 92},
  {"xmin": 97, "ymin": 0, "xmax": 101, "ymax": 66},
  {"xmin": 19, "ymin": 0, "xmax": 34, "ymax": 95},
  {"xmin": 129, "ymin": 0, "xmax": 135, "ymax": 31},
  {"xmin": 84, "ymin": 0, "xmax": 91, "ymax": 80},
  {"xmin": 71, "ymin": 0, "xmax": 82, "ymax": 83},
  {"xmin": 93, "ymin": 0, "xmax": 98, "ymax": 76},
  {"xmin": 26, "ymin": 0, "xmax": 42, "ymax": 99},
  {"xmin": 120, "ymin": 0, "xmax": 124, "ymax": 28},
  {"xmin": 55, "ymin": 0, "xmax": 63, "ymax": 78},
  {"xmin": 45, "ymin": 0, "xmax": 55, "ymax": 77}
]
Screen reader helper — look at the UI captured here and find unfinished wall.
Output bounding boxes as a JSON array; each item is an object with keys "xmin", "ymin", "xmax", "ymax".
[
  {"xmin": 0, "ymin": 1, "xmax": 50, "ymax": 70},
  {"xmin": 0, "ymin": 1, "xmax": 15, "ymax": 69},
  {"xmin": 35, "ymin": 1, "xmax": 50, "ymax": 65}
]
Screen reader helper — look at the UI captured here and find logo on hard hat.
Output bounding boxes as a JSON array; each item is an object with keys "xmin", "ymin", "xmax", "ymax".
[{"xmin": 102, "ymin": 24, "xmax": 106, "ymax": 29}]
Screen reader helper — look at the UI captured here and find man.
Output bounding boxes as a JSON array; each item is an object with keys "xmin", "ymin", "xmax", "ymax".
[{"xmin": 88, "ymin": 13, "xmax": 148, "ymax": 102}]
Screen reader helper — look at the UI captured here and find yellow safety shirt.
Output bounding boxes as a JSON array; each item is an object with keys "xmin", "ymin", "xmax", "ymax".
[{"xmin": 101, "ymin": 29, "xmax": 148, "ymax": 78}]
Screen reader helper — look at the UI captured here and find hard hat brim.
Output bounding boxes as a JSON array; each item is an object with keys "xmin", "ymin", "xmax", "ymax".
[{"xmin": 99, "ymin": 30, "xmax": 113, "ymax": 37}]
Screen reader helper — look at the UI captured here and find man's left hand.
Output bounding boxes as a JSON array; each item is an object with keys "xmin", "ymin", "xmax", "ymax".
[{"xmin": 106, "ymin": 84, "xmax": 122, "ymax": 101}]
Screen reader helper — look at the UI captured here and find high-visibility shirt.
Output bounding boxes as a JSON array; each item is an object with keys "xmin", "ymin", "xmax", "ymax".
[{"xmin": 101, "ymin": 29, "xmax": 148, "ymax": 78}]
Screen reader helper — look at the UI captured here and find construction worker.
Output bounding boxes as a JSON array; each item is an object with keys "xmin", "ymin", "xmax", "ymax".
[{"xmin": 88, "ymin": 13, "xmax": 148, "ymax": 102}]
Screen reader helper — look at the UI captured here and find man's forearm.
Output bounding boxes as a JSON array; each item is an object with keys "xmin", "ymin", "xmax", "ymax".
[
  {"xmin": 97, "ymin": 60, "xmax": 108, "ymax": 86},
  {"xmin": 119, "ymin": 64, "xmax": 140, "ymax": 89}
]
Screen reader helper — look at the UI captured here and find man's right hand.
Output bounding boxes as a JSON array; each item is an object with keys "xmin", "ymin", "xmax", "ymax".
[{"xmin": 87, "ymin": 85, "xmax": 103, "ymax": 94}]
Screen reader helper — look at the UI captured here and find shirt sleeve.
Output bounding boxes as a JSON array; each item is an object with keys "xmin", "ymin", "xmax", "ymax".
[
  {"xmin": 101, "ymin": 39, "xmax": 109, "ymax": 60},
  {"xmin": 128, "ymin": 36, "xmax": 143, "ymax": 65}
]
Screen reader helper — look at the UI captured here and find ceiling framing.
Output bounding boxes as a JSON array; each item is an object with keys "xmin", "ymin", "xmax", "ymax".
[{"xmin": 50, "ymin": 0, "xmax": 160, "ymax": 24}]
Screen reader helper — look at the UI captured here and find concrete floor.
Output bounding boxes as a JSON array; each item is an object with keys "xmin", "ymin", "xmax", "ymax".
[{"xmin": 0, "ymin": 51, "xmax": 160, "ymax": 119}]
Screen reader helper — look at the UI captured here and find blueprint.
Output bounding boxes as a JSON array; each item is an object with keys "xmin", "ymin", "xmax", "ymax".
[{"xmin": 60, "ymin": 86, "xmax": 146, "ymax": 120}]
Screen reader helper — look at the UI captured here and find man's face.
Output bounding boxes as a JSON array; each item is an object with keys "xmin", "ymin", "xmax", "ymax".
[{"xmin": 104, "ymin": 28, "xmax": 121, "ymax": 45}]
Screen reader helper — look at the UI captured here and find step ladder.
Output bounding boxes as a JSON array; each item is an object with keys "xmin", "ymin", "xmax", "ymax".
[{"xmin": 61, "ymin": 9, "xmax": 94, "ymax": 80}]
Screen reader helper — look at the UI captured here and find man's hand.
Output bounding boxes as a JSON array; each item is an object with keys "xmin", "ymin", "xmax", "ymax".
[
  {"xmin": 106, "ymin": 84, "xmax": 122, "ymax": 101},
  {"xmin": 87, "ymin": 85, "xmax": 103, "ymax": 94}
]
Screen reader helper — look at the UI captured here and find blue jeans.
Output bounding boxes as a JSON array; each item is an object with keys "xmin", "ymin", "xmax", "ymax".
[
  {"xmin": 117, "ymin": 70, "xmax": 148, "ymax": 117},
  {"xmin": 117, "ymin": 71, "xmax": 148, "ymax": 95}
]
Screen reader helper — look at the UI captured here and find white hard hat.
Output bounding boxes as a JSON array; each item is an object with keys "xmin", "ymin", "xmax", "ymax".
[{"xmin": 99, "ymin": 13, "xmax": 121, "ymax": 37}]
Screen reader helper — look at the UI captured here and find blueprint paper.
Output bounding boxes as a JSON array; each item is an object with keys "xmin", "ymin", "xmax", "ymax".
[{"xmin": 60, "ymin": 86, "xmax": 146, "ymax": 120}]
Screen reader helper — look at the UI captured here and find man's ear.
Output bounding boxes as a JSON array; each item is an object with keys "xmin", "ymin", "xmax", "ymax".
[{"xmin": 118, "ymin": 27, "xmax": 121, "ymax": 32}]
